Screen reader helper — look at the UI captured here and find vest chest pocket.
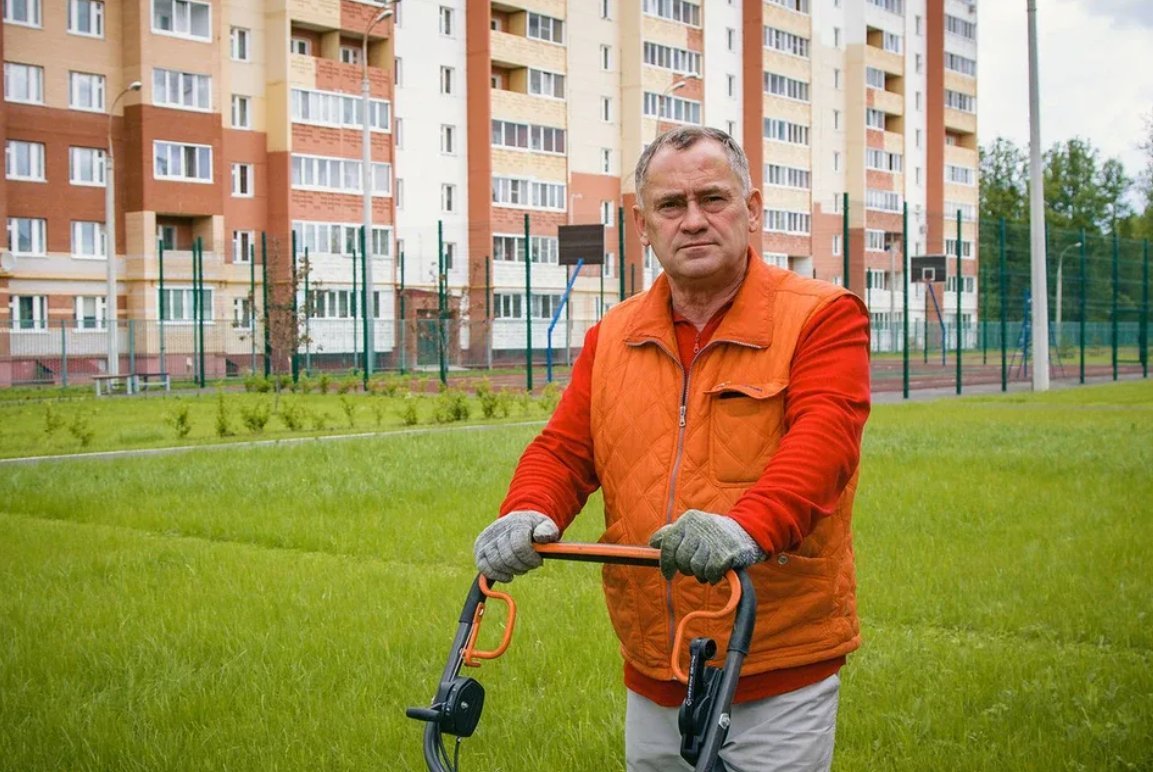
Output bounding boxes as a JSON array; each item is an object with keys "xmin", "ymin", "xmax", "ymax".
[{"xmin": 705, "ymin": 380, "xmax": 788, "ymax": 485}]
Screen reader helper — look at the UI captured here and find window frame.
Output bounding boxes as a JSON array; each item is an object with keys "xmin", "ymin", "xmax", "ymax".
[
  {"xmin": 4, "ymin": 62, "xmax": 44, "ymax": 104},
  {"xmin": 71, "ymin": 220, "xmax": 107, "ymax": 259},
  {"xmin": 69, "ymin": 146, "xmax": 107, "ymax": 187},
  {"xmin": 153, "ymin": 140, "xmax": 214, "ymax": 183},
  {"xmin": 7, "ymin": 216, "xmax": 47, "ymax": 256},
  {"xmin": 68, "ymin": 0, "xmax": 104, "ymax": 37},
  {"xmin": 69, "ymin": 71, "xmax": 107, "ymax": 113},
  {"xmin": 152, "ymin": 0, "xmax": 212, "ymax": 42},
  {"xmin": 230, "ymin": 26, "xmax": 251, "ymax": 61},
  {"xmin": 231, "ymin": 162, "xmax": 254, "ymax": 197},
  {"xmin": 3, "ymin": 0, "xmax": 41, "ymax": 27},
  {"xmin": 5, "ymin": 139, "xmax": 46, "ymax": 182}
]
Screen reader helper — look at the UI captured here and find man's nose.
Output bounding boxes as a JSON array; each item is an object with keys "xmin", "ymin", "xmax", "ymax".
[{"xmin": 680, "ymin": 200, "xmax": 707, "ymax": 231}]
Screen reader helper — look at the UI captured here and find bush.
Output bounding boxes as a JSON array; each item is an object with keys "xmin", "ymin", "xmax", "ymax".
[
  {"xmin": 539, "ymin": 381, "xmax": 563, "ymax": 413},
  {"xmin": 244, "ymin": 374, "xmax": 272, "ymax": 393},
  {"xmin": 215, "ymin": 392, "xmax": 235, "ymax": 438},
  {"xmin": 476, "ymin": 378, "xmax": 499, "ymax": 419},
  {"xmin": 278, "ymin": 400, "xmax": 306, "ymax": 431},
  {"xmin": 239, "ymin": 400, "xmax": 272, "ymax": 434},
  {"xmin": 275, "ymin": 374, "xmax": 293, "ymax": 392},
  {"xmin": 318, "ymin": 374, "xmax": 332, "ymax": 395},
  {"xmin": 308, "ymin": 410, "xmax": 331, "ymax": 431},
  {"xmin": 165, "ymin": 403, "xmax": 192, "ymax": 439},
  {"xmin": 433, "ymin": 389, "xmax": 470, "ymax": 424},
  {"xmin": 398, "ymin": 395, "xmax": 419, "ymax": 426},
  {"xmin": 337, "ymin": 377, "xmax": 360, "ymax": 395},
  {"xmin": 297, "ymin": 376, "xmax": 314, "ymax": 395},
  {"xmin": 43, "ymin": 404, "xmax": 64, "ymax": 436},
  {"xmin": 371, "ymin": 400, "xmax": 387, "ymax": 428}
]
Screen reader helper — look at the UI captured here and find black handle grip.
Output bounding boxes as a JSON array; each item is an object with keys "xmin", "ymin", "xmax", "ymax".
[{"xmin": 405, "ymin": 706, "xmax": 440, "ymax": 723}]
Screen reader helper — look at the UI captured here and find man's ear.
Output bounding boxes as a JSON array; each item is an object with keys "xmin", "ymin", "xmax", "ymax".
[
  {"xmin": 632, "ymin": 205, "xmax": 650, "ymax": 247},
  {"xmin": 746, "ymin": 188, "xmax": 763, "ymax": 233}
]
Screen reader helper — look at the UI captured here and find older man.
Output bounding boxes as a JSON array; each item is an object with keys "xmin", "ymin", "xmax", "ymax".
[{"xmin": 475, "ymin": 127, "xmax": 870, "ymax": 771}]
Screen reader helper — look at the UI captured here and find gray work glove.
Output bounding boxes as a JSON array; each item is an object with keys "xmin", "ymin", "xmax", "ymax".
[
  {"xmin": 474, "ymin": 510, "xmax": 560, "ymax": 583},
  {"xmin": 649, "ymin": 510, "xmax": 766, "ymax": 584}
]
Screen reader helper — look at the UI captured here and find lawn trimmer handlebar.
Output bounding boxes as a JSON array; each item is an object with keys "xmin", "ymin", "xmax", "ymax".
[{"xmin": 405, "ymin": 543, "xmax": 757, "ymax": 772}]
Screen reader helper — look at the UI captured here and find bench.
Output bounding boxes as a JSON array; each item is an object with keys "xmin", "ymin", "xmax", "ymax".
[
  {"xmin": 92, "ymin": 374, "xmax": 133, "ymax": 397},
  {"xmin": 131, "ymin": 372, "xmax": 171, "ymax": 393}
]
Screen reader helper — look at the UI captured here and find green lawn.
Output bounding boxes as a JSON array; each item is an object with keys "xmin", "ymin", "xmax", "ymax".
[{"xmin": 1, "ymin": 382, "xmax": 1151, "ymax": 770}]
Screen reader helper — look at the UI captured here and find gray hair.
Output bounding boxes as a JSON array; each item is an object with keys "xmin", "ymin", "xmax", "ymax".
[{"xmin": 634, "ymin": 126, "xmax": 752, "ymax": 205}]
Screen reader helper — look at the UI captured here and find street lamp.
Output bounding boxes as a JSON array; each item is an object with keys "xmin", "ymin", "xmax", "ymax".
[
  {"xmin": 105, "ymin": 79, "xmax": 142, "ymax": 377},
  {"xmin": 1054, "ymin": 240, "xmax": 1082, "ymax": 349},
  {"xmin": 655, "ymin": 74, "xmax": 699, "ymax": 138},
  {"xmin": 361, "ymin": 0, "xmax": 398, "ymax": 376}
]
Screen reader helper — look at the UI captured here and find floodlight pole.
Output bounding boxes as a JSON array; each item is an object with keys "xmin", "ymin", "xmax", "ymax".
[
  {"xmin": 1026, "ymin": 0, "xmax": 1050, "ymax": 391},
  {"xmin": 105, "ymin": 80, "xmax": 142, "ymax": 376}
]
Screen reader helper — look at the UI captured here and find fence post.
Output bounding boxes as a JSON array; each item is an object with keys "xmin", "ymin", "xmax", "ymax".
[
  {"xmin": 437, "ymin": 220, "xmax": 447, "ymax": 389},
  {"xmin": 524, "ymin": 213, "xmax": 533, "ymax": 392},
  {"xmin": 483, "ymin": 255, "xmax": 490, "ymax": 372},
  {"xmin": 842, "ymin": 193, "xmax": 850, "ymax": 291},
  {"xmin": 902, "ymin": 202, "xmax": 909, "ymax": 399},
  {"xmin": 999, "ymin": 219, "xmax": 1008, "ymax": 392},
  {"xmin": 303, "ymin": 247, "xmax": 311, "ymax": 375},
  {"xmin": 361, "ymin": 225, "xmax": 370, "ymax": 390},
  {"xmin": 249, "ymin": 242, "xmax": 255, "ymax": 375},
  {"xmin": 196, "ymin": 236, "xmax": 206, "ymax": 387},
  {"xmin": 128, "ymin": 318, "xmax": 136, "ymax": 376},
  {"xmin": 955, "ymin": 210, "xmax": 962, "ymax": 395},
  {"xmin": 261, "ymin": 232, "xmax": 271, "ymax": 378},
  {"xmin": 159, "ymin": 240, "xmax": 167, "ymax": 377},
  {"xmin": 192, "ymin": 238, "xmax": 201, "ymax": 387},
  {"xmin": 60, "ymin": 320, "xmax": 68, "ymax": 388},
  {"xmin": 1079, "ymin": 232, "xmax": 1086, "ymax": 384},
  {"xmin": 291, "ymin": 229, "xmax": 300, "ymax": 384},
  {"xmin": 618, "ymin": 206, "xmax": 626, "ymax": 303},
  {"xmin": 1142, "ymin": 239, "xmax": 1149, "ymax": 379},
  {"xmin": 399, "ymin": 250, "xmax": 407, "ymax": 375},
  {"xmin": 1112, "ymin": 232, "xmax": 1119, "ymax": 381}
]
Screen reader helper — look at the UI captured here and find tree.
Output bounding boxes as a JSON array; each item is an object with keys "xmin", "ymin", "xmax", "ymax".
[
  {"xmin": 979, "ymin": 137, "xmax": 1028, "ymax": 223},
  {"xmin": 1042, "ymin": 137, "xmax": 1131, "ymax": 234}
]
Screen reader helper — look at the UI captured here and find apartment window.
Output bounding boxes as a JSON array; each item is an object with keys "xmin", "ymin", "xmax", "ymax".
[
  {"xmin": 946, "ymin": 275, "xmax": 976, "ymax": 293},
  {"xmin": 231, "ymin": 163, "xmax": 253, "ymax": 196},
  {"xmin": 440, "ymin": 66, "xmax": 455, "ymax": 95},
  {"xmin": 8, "ymin": 217, "xmax": 47, "ymax": 255},
  {"xmin": 915, "ymin": 53, "xmax": 923, "ymax": 74},
  {"xmin": 945, "ymin": 89, "xmax": 976, "ymax": 113},
  {"xmin": 440, "ymin": 124, "xmax": 456, "ymax": 154},
  {"xmin": 491, "ymin": 120, "xmax": 567, "ymax": 154},
  {"xmin": 833, "ymin": 152, "xmax": 840, "ymax": 172},
  {"xmin": 395, "ymin": 178, "xmax": 404, "ymax": 209},
  {"xmin": 492, "ymin": 177, "xmax": 566, "ymax": 210},
  {"xmin": 232, "ymin": 297, "xmax": 253, "ymax": 329},
  {"xmin": 915, "ymin": 15, "xmax": 922, "ymax": 34},
  {"xmin": 159, "ymin": 287, "xmax": 214, "ymax": 323},
  {"xmin": 290, "ymin": 88, "xmax": 390, "ymax": 132},
  {"xmin": 866, "ymin": 229, "xmax": 887, "ymax": 252},
  {"xmin": 290, "ymin": 37, "xmax": 311, "ymax": 55},
  {"xmin": 606, "ymin": 251, "xmax": 617, "ymax": 277},
  {"xmin": 866, "ymin": 188, "xmax": 902, "ymax": 212},
  {"xmin": 866, "ymin": 67, "xmax": 886, "ymax": 90},
  {"xmin": 766, "ymin": 0, "xmax": 809, "ymax": 12},
  {"xmin": 833, "ymin": 27, "xmax": 841, "ymax": 47},
  {"xmin": 866, "ymin": 108, "xmax": 887, "ymax": 130},
  {"xmin": 70, "ymin": 147, "xmax": 106, "ymax": 186},
  {"xmin": 152, "ymin": 0, "xmax": 211, "ymax": 41},
  {"xmin": 4, "ymin": 62, "xmax": 43, "ymax": 104},
  {"xmin": 832, "ymin": 234, "xmax": 842, "ymax": 256},
  {"xmin": 726, "ymin": 120, "xmax": 736, "ymax": 136},
  {"xmin": 727, "ymin": 74, "xmax": 736, "ymax": 98},
  {"xmin": 4, "ymin": 0, "xmax": 40, "ymax": 26},
  {"xmin": 601, "ymin": 201, "xmax": 613, "ymax": 226},
  {"xmin": 153, "ymin": 68, "xmax": 211, "ymax": 110},
  {"xmin": 764, "ymin": 72, "xmax": 810, "ymax": 102},
  {"xmin": 439, "ymin": 6, "xmax": 454, "ymax": 36},
  {"xmin": 528, "ymin": 69, "xmax": 565, "ymax": 99},
  {"xmin": 600, "ymin": 45, "xmax": 611, "ymax": 71},
  {"xmin": 762, "ymin": 118, "xmax": 809, "ymax": 145},
  {"xmin": 11, "ymin": 295, "xmax": 48, "ymax": 330},
  {"xmin": 442, "ymin": 242, "xmax": 456, "ymax": 271},
  {"xmin": 946, "ymin": 14, "xmax": 976, "ymax": 40},
  {"xmin": 833, "ymin": 109, "xmax": 841, "ymax": 130},
  {"xmin": 868, "ymin": 0, "xmax": 904, "ymax": 12},
  {"xmin": 764, "ymin": 163, "xmax": 811, "ymax": 189},
  {"xmin": 601, "ymin": 0, "xmax": 610, "ymax": 19},
  {"xmin": 882, "ymin": 32, "xmax": 902, "ymax": 53},
  {"xmin": 763, "ymin": 26, "xmax": 810, "ymax": 58},
  {"xmin": 642, "ymin": 42, "xmax": 702, "ymax": 76},
  {"xmin": 642, "ymin": 0, "xmax": 701, "ymax": 27},
  {"xmin": 75, "ymin": 296, "xmax": 106, "ymax": 330},
  {"xmin": 945, "ymin": 52, "xmax": 977, "ymax": 77},
  {"xmin": 946, "ymin": 165, "xmax": 975, "ymax": 185},
  {"xmin": 866, "ymin": 148, "xmax": 903, "ymax": 172},
  {"xmin": 833, "ymin": 68, "xmax": 841, "ymax": 89},
  {"xmin": 339, "ymin": 46, "xmax": 360, "ymax": 65},
  {"xmin": 601, "ymin": 148, "xmax": 612, "ymax": 174},
  {"xmin": 726, "ymin": 28, "xmax": 736, "ymax": 51},
  {"xmin": 291, "ymin": 155, "xmax": 392, "ymax": 196},
  {"xmin": 530, "ymin": 294, "xmax": 561, "ymax": 320},
  {"xmin": 601, "ymin": 97, "xmax": 611, "ymax": 122},
  {"xmin": 231, "ymin": 95, "xmax": 252, "ymax": 129},
  {"xmin": 232, "ymin": 230, "xmax": 255, "ymax": 263},
  {"xmin": 68, "ymin": 0, "xmax": 104, "ymax": 37},
  {"xmin": 915, "ymin": 91, "xmax": 922, "ymax": 110},
  {"xmin": 643, "ymin": 92, "xmax": 702, "ymax": 124},
  {"xmin": 395, "ymin": 117, "xmax": 403, "ymax": 148},
  {"xmin": 71, "ymin": 221, "xmax": 106, "ymax": 258},
  {"xmin": 916, "ymin": 166, "xmax": 921, "ymax": 184},
  {"xmin": 494, "ymin": 293, "xmax": 522, "ymax": 319},
  {"xmin": 154, "ymin": 141, "xmax": 213, "ymax": 182},
  {"xmin": 944, "ymin": 239, "xmax": 974, "ymax": 259},
  {"xmin": 492, "ymin": 234, "xmax": 559, "ymax": 264},
  {"xmin": 5, "ymin": 140, "xmax": 45, "ymax": 181},
  {"xmin": 526, "ymin": 12, "xmax": 564, "ymax": 43},
  {"xmin": 230, "ymin": 26, "xmax": 251, "ymax": 61},
  {"xmin": 157, "ymin": 225, "xmax": 176, "ymax": 250},
  {"xmin": 763, "ymin": 209, "xmax": 811, "ymax": 235},
  {"xmin": 69, "ymin": 72, "xmax": 106, "ymax": 112},
  {"xmin": 394, "ymin": 57, "xmax": 403, "ymax": 86},
  {"xmin": 441, "ymin": 183, "xmax": 456, "ymax": 213},
  {"xmin": 291, "ymin": 221, "xmax": 393, "ymax": 259}
]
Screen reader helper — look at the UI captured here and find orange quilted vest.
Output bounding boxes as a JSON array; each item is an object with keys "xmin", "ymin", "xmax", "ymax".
[{"xmin": 589, "ymin": 253, "xmax": 861, "ymax": 680}]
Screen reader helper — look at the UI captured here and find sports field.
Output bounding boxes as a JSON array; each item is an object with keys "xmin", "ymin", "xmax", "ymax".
[{"xmin": 1, "ymin": 381, "xmax": 1151, "ymax": 770}]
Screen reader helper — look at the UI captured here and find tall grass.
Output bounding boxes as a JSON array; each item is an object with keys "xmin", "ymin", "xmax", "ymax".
[{"xmin": 1, "ymin": 382, "xmax": 1151, "ymax": 770}]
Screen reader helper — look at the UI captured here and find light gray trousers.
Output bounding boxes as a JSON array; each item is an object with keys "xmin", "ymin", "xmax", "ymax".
[{"xmin": 625, "ymin": 674, "xmax": 840, "ymax": 772}]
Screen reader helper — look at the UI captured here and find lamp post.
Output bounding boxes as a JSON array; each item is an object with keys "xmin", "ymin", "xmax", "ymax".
[
  {"xmin": 655, "ymin": 74, "xmax": 699, "ymax": 138},
  {"xmin": 1055, "ymin": 240, "xmax": 1082, "ymax": 349},
  {"xmin": 361, "ymin": 1, "xmax": 398, "ymax": 376},
  {"xmin": 105, "ymin": 80, "xmax": 142, "ymax": 377}
]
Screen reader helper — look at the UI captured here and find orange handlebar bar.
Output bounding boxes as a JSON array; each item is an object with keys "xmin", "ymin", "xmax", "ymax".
[
  {"xmin": 669, "ymin": 570, "xmax": 742, "ymax": 684},
  {"xmin": 460, "ymin": 576, "xmax": 516, "ymax": 667}
]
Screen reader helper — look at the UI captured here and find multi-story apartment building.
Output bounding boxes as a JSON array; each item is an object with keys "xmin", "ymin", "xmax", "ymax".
[{"xmin": 0, "ymin": 0, "xmax": 977, "ymax": 384}]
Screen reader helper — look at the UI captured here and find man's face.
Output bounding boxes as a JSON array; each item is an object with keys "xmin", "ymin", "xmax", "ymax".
[{"xmin": 632, "ymin": 139, "xmax": 762, "ymax": 293}]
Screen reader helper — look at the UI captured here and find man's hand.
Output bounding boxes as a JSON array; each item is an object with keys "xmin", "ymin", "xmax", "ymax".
[
  {"xmin": 649, "ymin": 510, "xmax": 766, "ymax": 584},
  {"xmin": 474, "ymin": 510, "xmax": 560, "ymax": 583}
]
